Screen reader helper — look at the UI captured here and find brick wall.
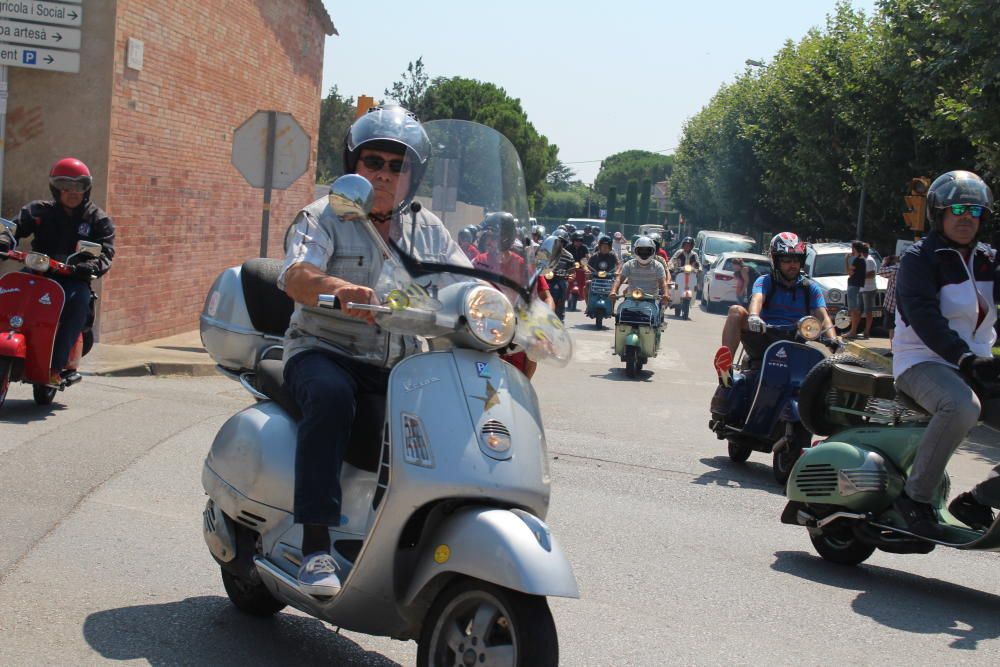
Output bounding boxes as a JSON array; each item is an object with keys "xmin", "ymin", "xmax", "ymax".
[{"xmin": 100, "ymin": 0, "xmax": 328, "ymax": 342}]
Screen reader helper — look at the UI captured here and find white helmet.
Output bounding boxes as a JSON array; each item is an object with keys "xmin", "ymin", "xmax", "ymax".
[{"xmin": 633, "ymin": 236, "xmax": 656, "ymax": 265}]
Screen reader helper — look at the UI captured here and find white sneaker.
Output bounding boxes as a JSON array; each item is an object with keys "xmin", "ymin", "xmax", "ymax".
[{"xmin": 297, "ymin": 552, "xmax": 342, "ymax": 596}]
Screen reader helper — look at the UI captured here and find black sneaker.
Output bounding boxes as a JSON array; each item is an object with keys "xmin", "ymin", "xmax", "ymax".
[
  {"xmin": 948, "ymin": 492, "xmax": 995, "ymax": 531},
  {"xmin": 893, "ymin": 494, "xmax": 948, "ymax": 540}
]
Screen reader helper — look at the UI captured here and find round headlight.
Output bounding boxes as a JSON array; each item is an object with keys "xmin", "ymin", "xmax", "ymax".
[
  {"xmin": 827, "ymin": 288, "xmax": 843, "ymax": 304},
  {"xmin": 631, "ymin": 288, "xmax": 644, "ymax": 300},
  {"xmin": 797, "ymin": 316, "xmax": 821, "ymax": 341},
  {"xmin": 598, "ymin": 271, "xmax": 607, "ymax": 278},
  {"xmin": 25, "ymin": 252, "xmax": 50, "ymax": 272},
  {"xmin": 684, "ymin": 265, "xmax": 693, "ymax": 273},
  {"xmin": 463, "ymin": 286, "xmax": 515, "ymax": 348}
]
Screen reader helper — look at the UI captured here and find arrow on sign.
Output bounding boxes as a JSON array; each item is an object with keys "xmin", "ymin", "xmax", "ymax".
[
  {"xmin": 68, "ymin": 11, "xmax": 77, "ymax": 20},
  {"xmin": 44, "ymin": 55, "xmax": 52, "ymax": 64},
  {"xmin": 53, "ymin": 32, "xmax": 61, "ymax": 41}
]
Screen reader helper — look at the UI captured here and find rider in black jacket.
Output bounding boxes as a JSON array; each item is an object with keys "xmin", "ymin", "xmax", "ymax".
[{"xmin": 8, "ymin": 158, "xmax": 115, "ymax": 384}]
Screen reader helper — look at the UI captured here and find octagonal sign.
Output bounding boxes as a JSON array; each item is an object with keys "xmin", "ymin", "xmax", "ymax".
[{"xmin": 232, "ymin": 111, "xmax": 310, "ymax": 190}]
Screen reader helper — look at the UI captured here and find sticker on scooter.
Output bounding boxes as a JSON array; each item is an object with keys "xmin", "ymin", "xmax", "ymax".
[
  {"xmin": 472, "ymin": 380, "xmax": 501, "ymax": 411},
  {"xmin": 39, "ymin": 293, "xmax": 52, "ymax": 305},
  {"xmin": 775, "ymin": 348, "xmax": 788, "ymax": 359},
  {"xmin": 0, "ymin": 287, "xmax": 20, "ymax": 296},
  {"xmin": 476, "ymin": 362, "xmax": 491, "ymax": 378}
]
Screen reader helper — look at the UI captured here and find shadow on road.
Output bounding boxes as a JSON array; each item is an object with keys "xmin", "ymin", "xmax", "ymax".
[
  {"xmin": 0, "ymin": 397, "xmax": 66, "ymax": 423},
  {"xmin": 961, "ymin": 425, "xmax": 1000, "ymax": 468},
  {"xmin": 83, "ymin": 596, "xmax": 402, "ymax": 666},
  {"xmin": 771, "ymin": 550, "xmax": 1000, "ymax": 650},
  {"xmin": 690, "ymin": 456, "xmax": 784, "ymax": 495},
  {"xmin": 590, "ymin": 367, "xmax": 655, "ymax": 383}
]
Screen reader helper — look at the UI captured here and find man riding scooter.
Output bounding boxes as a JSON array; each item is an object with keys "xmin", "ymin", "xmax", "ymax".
[
  {"xmin": 585, "ymin": 235, "xmax": 618, "ymax": 327},
  {"xmin": 277, "ymin": 105, "xmax": 469, "ymax": 596},
  {"xmin": 890, "ymin": 170, "xmax": 1000, "ymax": 538},
  {"xmin": 547, "ymin": 228, "xmax": 576, "ymax": 322},
  {"xmin": 566, "ymin": 230, "xmax": 590, "ymax": 310},
  {"xmin": 669, "ymin": 236, "xmax": 701, "ymax": 320},
  {"xmin": 0, "ymin": 158, "xmax": 114, "ymax": 386},
  {"xmin": 610, "ymin": 236, "xmax": 669, "ymax": 324},
  {"xmin": 719, "ymin": 232, "xmax": 832, "ymax": 357}
]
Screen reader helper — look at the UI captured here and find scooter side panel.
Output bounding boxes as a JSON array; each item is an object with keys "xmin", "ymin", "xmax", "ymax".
[
  {"xmin": 743, "ymin": 341, "xmax": 823, "ymax": 437},
  {"xmin": 0, "ymin": 271, "xmax": 64, "ymax": 381},
  {"xmin": 786, "ymin": 440, "xmax": 903, "ymax": 512},
  {"xmin": 404, "ymin": 507, "xmax": 579, "ymax": 606}
]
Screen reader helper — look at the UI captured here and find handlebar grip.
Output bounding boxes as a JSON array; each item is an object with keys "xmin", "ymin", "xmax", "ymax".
[{"xmin": 316, "ymin": 294, "xmax": 340, "ymax": 310}]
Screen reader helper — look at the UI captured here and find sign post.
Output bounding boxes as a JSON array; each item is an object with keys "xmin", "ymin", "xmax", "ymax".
[{"xmin": 232, "ymin": 110, "xmax": 310, "ymax": 257}]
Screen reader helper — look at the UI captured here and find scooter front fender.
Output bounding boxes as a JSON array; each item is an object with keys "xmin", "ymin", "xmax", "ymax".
[
  {"xmin": 0, "ymin": 331, "xmax": 26, "ymax": 359},
  {"xmin": 404, "ymin": 506, "xmax": 579, "ymax": 606},
  {"xmin": 625, "ymin": 332, "xmax": 640, "ymax": 348}
]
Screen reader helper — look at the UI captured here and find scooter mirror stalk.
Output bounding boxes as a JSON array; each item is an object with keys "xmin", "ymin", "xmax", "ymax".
[{"xmin": 328, "ymin": 174, "xmax": 374, "ymax": 222}]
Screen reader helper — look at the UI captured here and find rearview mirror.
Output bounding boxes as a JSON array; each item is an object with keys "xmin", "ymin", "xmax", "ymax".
[
  {"xmin": 535, "ymin": 235, "xmax": 564, "ymax": 271},
  {"xmin": 76, "ymin": 240, "xmax": 102, "ymax": 257},
  {"xmin": 0, "ymin": 218, "xmax": 16, "ymax": 235},
  {"xmin": 328, "ymin": 174, "xmax": 373, "ymax": 222},
  {"xmin": 834, "ymin": 310, "xmax": 851, "ymax": 331}
]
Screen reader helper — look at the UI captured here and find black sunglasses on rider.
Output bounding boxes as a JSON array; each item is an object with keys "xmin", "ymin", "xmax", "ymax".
[
  {"xmin": 50, "ymin": 177, "xmax": 91, "ymax": 193},
  {"xmin": 948, "ymin": 204, "xmax": 985, "ymax": 218},
  {"xmin": 360, "ymin": 155, "xmax": 410, "ymax": 174}
]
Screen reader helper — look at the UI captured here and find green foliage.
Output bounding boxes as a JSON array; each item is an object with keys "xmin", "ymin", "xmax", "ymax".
[
  {"xmin": 537, "ymin": 181, "xmax": 602, "ymax": 219},
  {"xmin": 593, "ymin": 151, "xmax": 673, "ymax": 197},
  {"xmin": 316, "ymin": 86, "xmax": 356, "ymax": 182},
  {"xmin": 607, "ymin": 186, "xmax": 618, "ymax": 224},
  {"xmin": 637, "ymin": 178, "xmax": 652, "ymax": 231},
  {"xmin": 384, "ymin": 57, "xmax": 430, "ymax": 111},
  {"xmin": 546, "ymin": 160, "xmax": 577, "ymax": 191},
  {"xmin": 670, "ymin": 0, "xmax": 1000, "ymax": 248},
  {"xmin": 623, "ymin": 180, "xmax": 639, "ymax": 229}
]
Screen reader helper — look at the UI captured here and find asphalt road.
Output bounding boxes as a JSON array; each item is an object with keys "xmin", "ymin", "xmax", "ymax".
[{"xmin": 2, "ymin": 303, "xmax": 1000, "ymax": 665}]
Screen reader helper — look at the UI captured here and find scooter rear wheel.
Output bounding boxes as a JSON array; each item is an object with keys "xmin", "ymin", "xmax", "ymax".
[
  {"xmin": 809, "ymin": 527, "xmax": 876, "ymax": 566},
  {"xmin": 625, "ymin": 348, "xmax": 639, "ymax": 378},
  {"xmin": 772, "ymin": 424, "xmax": 810, "ymax": 486},
  {"xmin": 33, "ymin": 384, "xmax": 57, "ymax": 406},
  {"xmin": 595, "ymin": 315, "xmax": 603, "ymax": 329},
  {"xmin": 0, "ymin": 358, "xmax": 11, "ymax": 409},
  {"xmin": 727, "ymin": 439, "xmax": 753, "ymax": 463},
  {"xmin": 221, "ymin": 567, "xmax": 286, "ymax": 616},
  {"xmin": 418, "ymin": 579, "xmax": 557, "ymax": 667}
]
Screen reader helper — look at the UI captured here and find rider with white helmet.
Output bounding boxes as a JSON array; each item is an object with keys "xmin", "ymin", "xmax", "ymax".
[{"xmin": 610, "ymin": 236, "xmax": 670, "ymax": 324}]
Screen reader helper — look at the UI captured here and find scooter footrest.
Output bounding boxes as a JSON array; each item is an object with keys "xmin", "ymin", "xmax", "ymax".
[{"xmin": 61, "ymin": 371, "xmax": 83, "ymax": 386}]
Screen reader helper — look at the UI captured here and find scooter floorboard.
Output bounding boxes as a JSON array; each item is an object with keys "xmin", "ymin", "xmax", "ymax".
[{"xmin": 870, "ymin": 511, "xmax": 1000, "ymax": 551}]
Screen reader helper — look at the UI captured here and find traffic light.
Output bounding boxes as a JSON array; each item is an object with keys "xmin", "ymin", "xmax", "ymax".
[{"xmin": 903, "ymin": 177, "xmax": 930, "ymax": 232}]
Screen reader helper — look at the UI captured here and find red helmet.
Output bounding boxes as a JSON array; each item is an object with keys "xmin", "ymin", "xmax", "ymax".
[{"xmin": 49, "ymin": 157, "xmax": 93, "ymax": 197}]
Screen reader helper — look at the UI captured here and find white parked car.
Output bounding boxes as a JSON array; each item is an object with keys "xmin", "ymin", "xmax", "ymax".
[
  {"xmin": 701, "ymin": 252, "xmax": 771, "ymax": 313},
  {"xmin": 804, "ymin": 242, "xmax": 888, "ymax": 319}
]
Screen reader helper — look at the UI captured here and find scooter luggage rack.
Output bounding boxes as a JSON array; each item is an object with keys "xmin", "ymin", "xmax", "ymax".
[{"xmin": 825, "ymin": 390, "xmax": 931, "ymax": 426}]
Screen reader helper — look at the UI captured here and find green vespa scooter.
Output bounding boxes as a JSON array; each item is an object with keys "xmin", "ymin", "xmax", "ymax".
[
  {"xmin": 781, "ymin": 354, "xmax": 1000, "ymax": 565},
  {"xmin": 613, "ymin": 288, "xmax": 663, "ymax": 378}
]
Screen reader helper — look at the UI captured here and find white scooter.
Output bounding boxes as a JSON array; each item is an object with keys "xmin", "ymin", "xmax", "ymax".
[
  {"xmin": 199, "ymin": 121, "xmax": 577, "ymax": 666},
  {"xmin": 669, "ymin": 264, "xmax": 696, "ymax": 319}
]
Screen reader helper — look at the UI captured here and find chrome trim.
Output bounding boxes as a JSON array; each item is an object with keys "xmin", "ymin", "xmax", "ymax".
[
  {"xmin": 238, "ymin": 372, "xmax": 269, "ymax": 400},
  {"xmin": 215, "ymin": 365, "xmax": 241, "ymax": 381},
  {"xmin": 816, "ymin": 511, "xmax": 866, "ymax": 529}
]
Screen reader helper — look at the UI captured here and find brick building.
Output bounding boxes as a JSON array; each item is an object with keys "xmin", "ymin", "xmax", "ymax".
[{"xmin": 2, "ymin": 0, "xmax": 336, "ymax": 343}]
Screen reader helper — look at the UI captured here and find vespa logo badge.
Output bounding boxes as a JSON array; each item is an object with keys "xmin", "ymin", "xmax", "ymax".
[
  {"xmin": 476, "ymin": 362, "xmax": 491, "ymax": 378},
  {"xmin": 0, "ymin": 287, "xmax": 20, "ymax": 296},
  {"xmin": 39, "ymin": 293, "xmax": 52, "ymax": 305},
  {"xmin": 774, "ymin": 348, "xmax": 788, "ymax": 359},
  {"xmin": 403, "ymin": 376, "xmax": 440, "ymax": 393}
]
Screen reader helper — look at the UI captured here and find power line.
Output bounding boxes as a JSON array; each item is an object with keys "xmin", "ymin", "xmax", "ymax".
[{"xmin": 562, "ymin": 147, "xmax": 676, "ymax": 165}]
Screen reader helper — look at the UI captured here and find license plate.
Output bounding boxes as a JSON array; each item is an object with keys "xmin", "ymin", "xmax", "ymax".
[{"xmin": 872, "ymin": 310, "xmax": 882, "ymax": 318}]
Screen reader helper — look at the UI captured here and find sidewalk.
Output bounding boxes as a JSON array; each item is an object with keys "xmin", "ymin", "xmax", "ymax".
[{"xmin": 81, "ymin": 329, "xmax": 218, "ymax": 378}]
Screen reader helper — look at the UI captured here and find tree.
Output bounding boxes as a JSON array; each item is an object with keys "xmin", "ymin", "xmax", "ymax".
[
  {"xmin": 316, "ymin": 86, "xmax": 356, "ymax": 182},
  {"xmin": 593, "ymin": 151, "xmax": 673, "ymax": 197},
  {"xmin": 384, "ymin": 57, "xmax": 430, "ymax": 111},
  {"xmin": 546, "ymin": 160, "xmax": 576, "ymax": 191}
]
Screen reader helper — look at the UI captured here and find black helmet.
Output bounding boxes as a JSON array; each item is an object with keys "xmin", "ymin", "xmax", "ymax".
[
  {"xmin": 482, "ymin": 211, "xmax": 517, "ymax": 249},
  {"xmin": 343, "ymin": 105, "xmax": 430, "ymax": 200},
  {"xmin": 458, "ymin": 228, "xmax": 473, "ymax": 244},
  {"xmin": 682, "ymin": 236, "xmax": 694, "ymax": 247},
  {"xmin": 571, "ymin": 230, "xmax": 585, "ymax": 241},
  {"xmin": 552, "ymin": 228, "xmax": 570, "ymax": 243},
  {"xmin": 597, "ymin": 234, "xmax": 612, "ymax": 246},
  {"xmin": 926, "ymin": 170, "xmax": 995, "ymax": 233},
  {"xmin": 564, "ymin": 223, "xmax": 577, "ymax": 234}
]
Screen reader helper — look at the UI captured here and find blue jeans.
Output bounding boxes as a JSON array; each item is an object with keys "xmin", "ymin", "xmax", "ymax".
[
  {"xmin": 284, "ymin": 349, "xmax": 390, "ymax": 526},
  {"xmin": 846, "ymin": 285, "xmax": 862, "ymax": 312},
  {"xmin": 51, "ymin": 276, "xmax": 91, "ymax": 370}
]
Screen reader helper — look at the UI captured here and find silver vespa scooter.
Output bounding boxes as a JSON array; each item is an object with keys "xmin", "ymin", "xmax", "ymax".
[{"xmin": 199, "ymin": 120, "xmax": 577, "ymax": 666}]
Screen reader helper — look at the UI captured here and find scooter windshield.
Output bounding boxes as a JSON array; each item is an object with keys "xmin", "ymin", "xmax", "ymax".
[{"xmin": 379, "ymin": 119, "xmax": 571, "ymax": 366}]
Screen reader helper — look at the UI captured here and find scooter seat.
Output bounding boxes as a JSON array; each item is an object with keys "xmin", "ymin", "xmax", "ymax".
[
  {"xmin": 256, "ymin": 358, "xmax": 385, "ymax": 472},
  {"xmin": 240, "ymin": 258, "xmax": 295, "ymax": 337},
  {"xmin": 831, "ymin": 363, "xmax": 896, "ymax": 400}
]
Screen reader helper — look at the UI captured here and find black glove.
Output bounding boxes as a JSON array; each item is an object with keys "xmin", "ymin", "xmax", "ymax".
[
  {"xmin": 959, "ymin": 354, "xmax": 1000, "ymax": 383},
  {"xmin": 73, "ymin": 263, "xmax": 95, "ymax": 279}
]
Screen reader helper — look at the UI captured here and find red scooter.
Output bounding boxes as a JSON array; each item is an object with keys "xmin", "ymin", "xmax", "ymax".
[
  {"xmin": 567, "ymin": 262, "xmax": 587, "ymax": 311},
  {"xmin": 0, "ymin": 230, "xmax": 100, "ymax": 408}
]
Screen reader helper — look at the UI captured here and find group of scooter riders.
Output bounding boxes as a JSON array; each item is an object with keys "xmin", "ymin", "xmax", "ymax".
[
  {"xmin": 716, "ymin": 170, "xmax": 1000, "ymax": 540},
  {"xmin": 6, "ymin": 101, "xmax": 1000, "ymax": 599}
]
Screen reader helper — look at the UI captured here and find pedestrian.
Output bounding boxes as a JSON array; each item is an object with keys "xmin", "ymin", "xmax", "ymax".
[
  {"xmin": 861, "ymin": 242, "xmax": 878, "ymax": 338},
  {"xmin": 878, "ymin": 254, "xmax": 900, "ymax": 347},
  {"xmin": 612, "ymin": 231, "xmax": 625, "ymax": 261},
  {"xmin": 844, "ymin": 241, "xmax": 866, "ymax": 338}
]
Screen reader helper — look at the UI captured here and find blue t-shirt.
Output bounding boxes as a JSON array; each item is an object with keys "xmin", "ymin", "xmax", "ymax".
[{"xmin": 751, "ymin": 273, "xmax": 826, "ymax": 326}]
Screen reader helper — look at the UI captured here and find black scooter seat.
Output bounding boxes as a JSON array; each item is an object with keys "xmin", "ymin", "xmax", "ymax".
[{"xmin": 255, "ymin": 358, "xmax": 385, "ymax": 472}]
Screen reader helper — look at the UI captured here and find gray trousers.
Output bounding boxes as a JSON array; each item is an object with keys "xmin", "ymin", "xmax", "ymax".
[{"xmin": 896, "ymin": 361, "xmax": 1000, "ymax": 506}]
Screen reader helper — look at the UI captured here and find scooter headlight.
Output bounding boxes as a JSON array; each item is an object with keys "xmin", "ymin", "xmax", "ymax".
[
  {"xmin": 598, "ymin": 271, "xmax": 607, "ymax": 278},
  {"xmin": 631, "ymin": 288, "xmax": 644, "ymax": 300},
  {"xmin": 684, "ymin": 265, "xmax": 693, "ymax": 273},
  {"xmin": 25, "ymin": 252, "xmax": 50, "ymax": 272},
  {"xmin": 463, "ymin": 286, "xmax": 515, "ymax": 348},
  {"xmin": 797, "ymin": 316, "xmax": 821, "ymax": 341}
]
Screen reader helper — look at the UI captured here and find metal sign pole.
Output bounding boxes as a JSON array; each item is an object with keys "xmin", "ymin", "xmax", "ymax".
[
  {"xmin": 0, "ymin": 65, "xmax": 7, "ymax": 216},
  {"xmin": 259, "ymin": 111, "xmax": 276, "ymax": 257}
]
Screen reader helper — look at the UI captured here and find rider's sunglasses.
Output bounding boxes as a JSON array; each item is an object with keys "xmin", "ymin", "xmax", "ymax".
[
  {"xmin": 948, "ymin": 204, "xmax": 985, "ymax": 218},
  {"xmin": 778, "ymin": 257, "xmax": 801, "ymax": 265},
  {"xmin": 50, "ymin": 177, "xmax": 90, "ymax": 193},
  {"xmin": 359, "ymin": 155, "xmax": 410, "ymax": 174}
]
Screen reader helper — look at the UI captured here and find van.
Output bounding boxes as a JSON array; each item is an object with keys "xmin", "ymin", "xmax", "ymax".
[{"xmin": 566, "ymin": 217, "xmax": 606, "ymax": 235}]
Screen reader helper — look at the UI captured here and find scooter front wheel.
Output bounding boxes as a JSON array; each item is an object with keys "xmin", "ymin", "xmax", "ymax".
[
  {"xmin": 418, "ymin": 579, "xmax": 557, "ymax": 667},
  {"xmin": 809, "ymin": 526, "xmax": 876, "ymax": 566},
  {"xmin": 220, "ymin": 566, "xmax": 286, "ymax": 617},
  {"xmin": 595, "ymin": 315, "xmax": 603, "ymax": 329},
  {"xmin": 33, "ymin": 384, "xmax": 57, "ymax": 406},
  {"xmin": 625, "ymin": 347, "xmax": 639, "ymax": 378},
  {"xmin": 727, "ymin": 439, "xmax": 752, "ymax": 463}
]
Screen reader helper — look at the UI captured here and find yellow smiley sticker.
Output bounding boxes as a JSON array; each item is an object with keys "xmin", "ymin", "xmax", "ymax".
[{"xmin": 434, "ymin": 544, "xmax": 451, "ymax": 564}]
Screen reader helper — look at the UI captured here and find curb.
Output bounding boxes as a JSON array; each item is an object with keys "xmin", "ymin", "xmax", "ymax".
[
  {"xmin": 844, "ymin": 341, "xmax": 891, "ymax": 371},
  {"xmin": 88, "ymin": 362, "xmax": 220, "ymax": 378}
]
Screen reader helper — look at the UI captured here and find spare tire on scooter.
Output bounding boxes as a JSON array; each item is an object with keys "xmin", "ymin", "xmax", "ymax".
[{"xmin": 797, "ymin": 353, "xmax": 876, "ymax": 437}]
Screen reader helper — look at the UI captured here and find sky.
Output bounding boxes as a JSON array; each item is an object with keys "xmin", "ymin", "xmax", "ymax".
[{"xmin": 319, "ymin": 0, "xmax": 878, "ymax": 185}]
